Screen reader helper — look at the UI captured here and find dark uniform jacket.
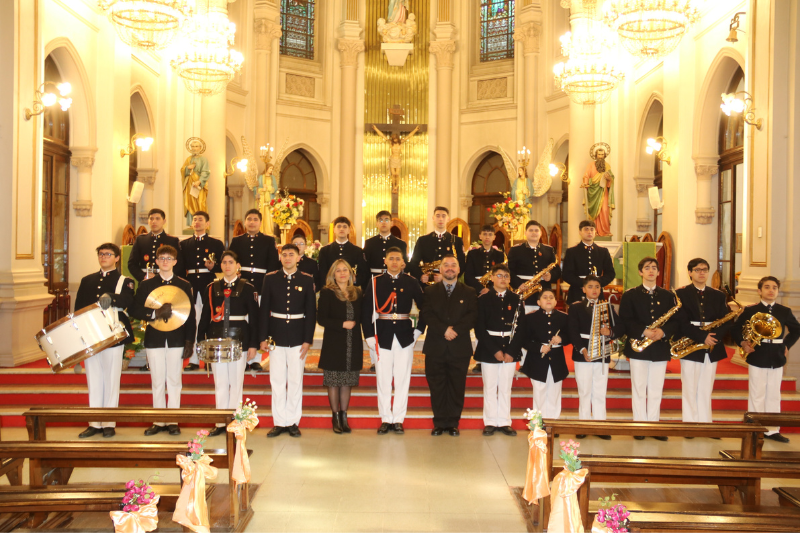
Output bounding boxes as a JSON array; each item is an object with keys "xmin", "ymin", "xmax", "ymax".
[
  {"xmin": 228, "ymin": 232, "xmax": 280, "ymax": 292},
  {"xmin": 464, "ymin": 246, "xmax": 506, "ymax": 293},
  {"xmin": 318, "ymin": 287, "xmax": 364, "ymax": 372},
  {"xmin": 732, "ymin": 302, "xmax": 800, "ymax": 369},
  {"xmin": 363, "ymin": 234, "xmax": 409, "ymax": 284},
  {"xmin": 420, "ymin": 282, "xmax": 477, "ymax": 357},
  {"xmin": 567, "ymin": 298, "xmax": 621, "ymax": 363},
  {"xmin": 259, "ymin": 269, "xmax": 316, "ymax": 348},
  {"xmin": 179, "ymin": 234, "xmax": 224, "ymax": 296},
  {"xmin": 511, "ymin": 309, "xmax": 571, "ymax": 382},
  {"xmin": 197, "ymin": 278, "xmax": 259, "ymax": 350},
  {"xmin": 675, "ymin": 285, "xmax": 733, "ymax": 363},
  {"xmin": 507, "ymin": 242, "xmax": 561, "ymax": 304},
  {"xmin": 127, "ymin": 232, "xmax": 183, "ymax": 282},
  {"xmin": 562, "ymin": 242, "xmax": 616, "ymax": 304},
  {"xmin": 317, "ymin": 241, "xmax": 367, "ymax": 290},
  {"xmin": 474, "ymin": 289, "xmax": 523, "ymax": 364},
  {"xmin": 409, "ymin": 231, "xmax": 467, "ymax": 282},
  {"xmin": 362, "ymin": 272, "xmax": 425, "ymax": 350},
  {"xmin": 130, "ymin": 275, "xmax": 196, "ymax": 348},
  {"xmin": 74, "ymin": 269, "xmax": 135, "ymax": 346},
  {"xmin": 297, "ymin": 256, "xmax": 319, "ymax": 288},
  {"xmin": 619, "ymin": 285, "xmax": 681, "ymax": 362}
]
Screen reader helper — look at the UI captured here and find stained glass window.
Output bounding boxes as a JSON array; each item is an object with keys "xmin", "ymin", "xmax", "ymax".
[
  {"xmin": 481, "ymin": 0, "xmax": 515, "ymax": 62},
  {"xmin": 280, "ymin": 0, "xmax": 315, "ymax": 59}
]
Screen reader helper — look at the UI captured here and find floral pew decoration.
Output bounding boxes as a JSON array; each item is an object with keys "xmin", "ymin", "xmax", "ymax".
[
  {"xmin": 227, "ymin": 398, "xmax": 259, "ymax": 487},
  {"xmin": 174, "ymin": 430, "xmax": 218, "ymax": 533},
  {"xmin": 522, "ymin": 408, "xmax": 550, "ymax": 505},
  {"xmin": 109, "ymin": 478, "xmax": 159, "ymax": 533},
  {"xmin": 548, "ymin": 438, "xmax": 588, "ymax": 533},
  {"xmin": 593, "ymin": 493, "xmax": 630, "ymax": 533}
]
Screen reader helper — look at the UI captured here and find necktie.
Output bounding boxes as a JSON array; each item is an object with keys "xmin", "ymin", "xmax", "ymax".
[
  {"xmin": 767, "ymin": 304, "xmax": 773, "ymax": 314},
  {"xmin": 446, "ymin": 284, "xmax": 454, "ymax": 297}
]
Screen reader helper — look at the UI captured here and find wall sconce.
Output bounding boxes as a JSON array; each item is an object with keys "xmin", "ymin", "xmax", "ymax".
[
  {"xmin": 645, "ymin": 136, "xmax": 671, "ymax": 165},
  {"xmin": 24, "ymin": 81, "xmax": 72, "ymax": 120},
  {"xmin": 726, "ymin": 12, "xmax": 746, "ymax": 43},
  {"xmin": 224, "ymin": 157, "xmax": 248, "ymax": 177},
  {"xmin": 549, "ymin": 162, "xmax": 569, "ymax": 184},
  {"xmin": 120, "ymin": 134, "xmax": 154, "ymax": 158},
  {"xmin": 720, "ymin": 91, "xmax": 762, "ymax": 130}
]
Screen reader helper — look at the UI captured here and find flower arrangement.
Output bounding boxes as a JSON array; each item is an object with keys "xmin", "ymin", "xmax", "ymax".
[
  {"xmin": 305, "ymin": 240, "xmax": 322, "ymax": 261},
  {"xmin": 525, "ymin": 408, "xmax": 543, "ymax": 431},
  {"xmin": 235, "ymin": 398, "xmax": 259, "ymax": 423},
  {"xmin": 559, "ymin": 439, "xmax": 582, "ymax": 472},
  {"xmin": 110, "ymin": 477, "xmax": 161, "ymax": 533},
  {"xmin": 187, "ymin": 430, "xmax": 209, "ymax": 461},
  {"xmin": 270, "ymin": 188, "xmax": 304, "ymax": 228},
  {"xmin": 487, "ymin": 192, "xmax": 531, "ymax": 233},
  {"xmin": 121, "ymin": 479, "xmax": 155, "ymax": 513},
  {"xmin": 596, "ymin": 494, "xmax": 630, "ymax": 533},
  {"xmin": 123, "ymin": 318, "xmax": 146, "ymax": 361}
]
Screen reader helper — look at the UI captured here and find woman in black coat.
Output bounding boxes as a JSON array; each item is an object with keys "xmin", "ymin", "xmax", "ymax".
[{"xmin": 317, "ymin": 259, "xmax": 363, "ymax": 434}]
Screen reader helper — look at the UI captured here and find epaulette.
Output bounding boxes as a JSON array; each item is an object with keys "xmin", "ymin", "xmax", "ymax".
[
  {"xmin": 541, "ymin": 243, "xmax": 554, "ymax": 250},
  {"xmin": 624, "ymin": 286, "xmax": 637, "ymax": 292},
  {"xmin": 478, "ymin": 291, "xmax": 490, "ymax": 298},
  {"xmin": 265, "ymin": 270, "xmax": 280, "ymax": 276},
  {"xmin": 300, "ymin": 271, "xmax": 314, "ymax": 278},
  {"xmin": 512, "ymin": 243, "xmax": 524, "ymax": 247}
]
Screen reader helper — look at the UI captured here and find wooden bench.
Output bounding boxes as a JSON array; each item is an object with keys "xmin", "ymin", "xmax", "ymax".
[
  {"xmin": 773, "ymin": 487, "xmax": 800, "ymax": 508},
  {"xmin": 720, "ymin": 449, "xmax": 800, "ymax": 462},
  {"xmin": 741, "ymin": 412, "xmax": 800, "ymax": 458},
  {"xmin": 0, "ymin": 458, "xmax": 23, "ymax": 486}
]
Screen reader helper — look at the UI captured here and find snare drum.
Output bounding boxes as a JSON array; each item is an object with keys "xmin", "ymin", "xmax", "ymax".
[
  {"xmin": 196, "ymin": 338, "xmax": 243, "ymax": 364},
  {"xmin": 36, "ymin": 303, "xmax": 128, "ymax": 373}
]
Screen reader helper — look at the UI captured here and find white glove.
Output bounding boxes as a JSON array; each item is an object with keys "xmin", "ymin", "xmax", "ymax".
[
  {"xmin": 413, "ymin": 330, "xmax": 422, "ymax": 342},
  {"xmin": 366, "ymin": 337, "xmax": 376, "ymax": 349},
  {"xmin": 520, "ymin": 348, "xmax": 527, "ymax": 366}
]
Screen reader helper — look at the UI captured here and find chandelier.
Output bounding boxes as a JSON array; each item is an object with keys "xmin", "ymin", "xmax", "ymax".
[
  {"xmin": 98, "ymin": 1, "xmax": 193, "ymax": 51},
  {"xmin": 603, "ymin": 0, "xmax": 704, "ymax": 60}
]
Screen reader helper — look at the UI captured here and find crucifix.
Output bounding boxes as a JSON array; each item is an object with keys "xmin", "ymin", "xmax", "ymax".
[{"xmin": 367, "ymin": 104, "xmax": 428, "ymax": 214}]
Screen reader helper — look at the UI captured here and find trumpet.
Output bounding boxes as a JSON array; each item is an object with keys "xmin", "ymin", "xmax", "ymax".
[
  {"xmin": 630, "ymin": 290, "xmax": 682, "ymax": 352},
  {"xmin": 669, "ymin": 295, "xmax": 743, "ymax": 360},
  {"xmin": 513, "ymin": 261, "xmax": 559, "ymax": 300}
]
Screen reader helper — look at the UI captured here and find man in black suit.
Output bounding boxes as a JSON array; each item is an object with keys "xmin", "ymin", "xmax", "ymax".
[
  {"xmin": 363, "ymin": 210, "xmax": 409, "ymax": 287},
  {"xmin": 420, "ymin": 254, "xmax": 478, "ymax": 436},
  {"xmin": 317, "ymin": 216, "xmax": 367, "ymax": 289},
  {"xmin": 127, "ymin": 208, "xmax": 183, "ymax": 282},
  {"xmin": 562, "ymin": 220, "xmax": 616, "ymax": 305},
  {"xmin": 228, "ymin": 208, "xmax": 281, "ymax": 297},
  {"xmin": 409, "ymin": 206, "xmax": 466, "ymax": 284}
]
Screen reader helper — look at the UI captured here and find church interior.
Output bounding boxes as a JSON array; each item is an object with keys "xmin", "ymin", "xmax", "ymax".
[{"xmin": 1, "ymin": 0, "xmax": 800, "ymax": 532}]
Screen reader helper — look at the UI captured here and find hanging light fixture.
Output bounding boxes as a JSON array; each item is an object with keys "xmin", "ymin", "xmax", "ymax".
[
  {"xmin": 603, "ymin": 0, "xmax": 704, "ymax": 60},
  {"xmin": 98, "ymin": 0, "xmax": 193, "ymax": 51},
  {"xmin": 170, "ymin": 0, "xmax": 244, "ymax": 97}
]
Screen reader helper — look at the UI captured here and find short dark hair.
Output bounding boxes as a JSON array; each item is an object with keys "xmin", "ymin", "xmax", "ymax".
[
  {"xmin": 292, "ymin": 234, "xmax": 307, "ymax": 243},
  {"xmin": 538, "ymin": 288, "xmax": 557, "ymax": 299},
  {"xmin": 758, "ymin": 276, "xmax": 781, "ymax": 290},
  {"xmin": 156, "ymin": 244, "xmax": 178, "ymax": 259},
  {"xmin": 491, "ymin": 263, "xmax": 510, "ymax": 275},
  {"xmin": 433, "ymin": 206, "xmax": 450, "ymax": 215},
  {"xmin": 525, "ymin": 220, "xmax": 542, "ymax": 230},
  {"xmin": 281, "ymin": 243, "xmax": 300, "ymax": 255},
  {"xmin": 221, "ymin": 250, "xmax": 238, "ymax": 263},
  {"xmin": 480, "ymin": 224, "xmax": 496, "ymax": 234},
  {"xmin": 385, "ymin": 246, "xmax": 403, "ymax": 257},
  {"xmin": 245, "ymin": 208, "xmax": 261, "ymax": 220},
  {"xmin": 440, "ymin": 253, "xmax": 457, "ymax": 262},
  {"xmin": 687, "ymin": 258, "xmax": 710, "ymax": 272},
  {"xmin": 583, "ymin": 274, "xmax": 601, "ymax": 287},
  {"xmin": 333, "ymin": 216, "xmax": 351, "ymax": 227},
  {"xmin": 96, "ymin": 243, "xmax": 121, "ymax": 257},
  {"xmin": 376, "ymin": 210, "xmax": 392, "ymax": 220},
  {"xmin": 148, "ymin": 208, "xmax": 166, "ymax": 219},
  {"xmin": 192, "ymin": 211, "xmax": 210, "ymax": 222},
  {"xmin": 638, "ymin": 256, "xmax": 659, "ymax": 272},
  {"xmin": 579, "ymin": 220, "xmax": 596, "ymax": 230}
]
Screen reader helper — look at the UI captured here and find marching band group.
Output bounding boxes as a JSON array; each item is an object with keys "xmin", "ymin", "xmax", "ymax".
[{"xmin": 75, "ymin": 206, "xmax": 800, "ymax": 443}]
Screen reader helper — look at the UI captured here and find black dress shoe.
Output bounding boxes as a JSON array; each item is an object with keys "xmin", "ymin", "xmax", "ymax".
[
  {"xmin": 473, "ymin": 363, "xmax": 482, "ymax": 373},
  {"xmin": 393, "ymin": 423, "xmax": 404, "ymax": 434},
  {"xmin": 248, "ymin": 362, "xmax": 263, "ymax": 372},
  {"xmin": 653, "ymin": 436, "xmax": 668, "ymax": 442},
  {"xmin": 431, "ymin": 427, "xmax": 444, "ymax": 436},
  {"xmin": 288, "ymin": 424, "xmax": 301, "ymax": 438},
  {"xmin": 78, "ymin": 427, "xmax": 101, "ymax": 438},
  {"xmin": 633, "ymin": 435, "xmax": 645, "ymax": 440},
  {"xmin": 332, "ymin": 413, "xmax": 343, "ymax": 434},
  {"xmin": 576, "ymin": 434, "xmax": 587, "ymax": 439},
  {"xmin": 139, "ymin": 364, "xmax": 150, "ymax": 372},
  {"xmin": 184, "ymin": 363, "xmax": 200, "ymax": 371},
  {"xmin": 103, "ymin": 427, "xmax": 115, "ymax": 438},
  {"xmin": 340, "ymin": 411, "xmax": 352, "ymax": 433},
  {"xmin": 685, "ymin": 436, "xmax": 695, "ymax": 439},
  {"xmin": 267, "ymin": 426, "xmax": 284, "ymax": 438},
  {"xmin": 483, "ymin": 425, "xmax": 497, "ymax": 436},
  {"xmin": 377, "ymin": 423, "xmax": 391, "ymax": 435},
  {"xmin": 448, "ymin": 427, "xmax": 460, "ymax": 437},
  {"xmin": 370, "ymin": 364, "xmax": 376, "ymax": 372},
  {"xmin": 499, "ymin": 426, "xmax": 517, "ymax": 437},
  {"xmin": 208, "ymin": 426, "xmax": 226, "ymax": 437},
  {"xmin": 144, "ymin": 424, "xmax": 165, "ymax": 436},
  {"xmin": 168, "ymin": 425, "xmax": 181, "ymax": 436},
  {"xmin": 597, "ymin": 435, "xmax": 611, "ymax": 440},
  {"xmin": 766, "ymin": 433, "xmax": 790, "ymax": 443}
]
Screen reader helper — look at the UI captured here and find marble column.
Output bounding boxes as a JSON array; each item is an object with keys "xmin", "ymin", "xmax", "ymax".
[
  {"xmin": 337, "ymin": 38, "xmax": 365, "ymax": 221},
  {"xmin": 430, "ymin": 40, "xmax": 456, "ymax": 209},
  {"xmin": 515, "ymin": 22, "xmax": 541, "ymax": 162},
  {"xmin": 567, "ymin": 102, "xmax": 594, "ymax": 245},
  {"xmin": 136, "ymin": 168, "xmax": 158, "ymax": 226},
  {"xmin": 201, "ymin": 92, "xmax": 227, "ymax": 235},
  {"xmin": 253, "ymin": 17, "xmax": 281, "ymax": 155},
  {"xmin": 634, "ymin": 177, "xmax": 653, "ymax": 233},
  {"xmin": 70, "ymin": 147, "xmax": 97, "ymax": 217},
  {"xmin": 694, "ymin": 162, "xmax": 718, "ymax": 225}
]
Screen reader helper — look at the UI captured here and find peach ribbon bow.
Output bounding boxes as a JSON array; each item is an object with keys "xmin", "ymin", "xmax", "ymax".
[
  {"xmin": 522, "ymin": 427, "xmax": 550, "ymax": 504},
  {"xmin": 227, "ymin": 415, "xmax": 259, "ymax": 487},
  {"xmin": 173, "ymin": 454, "xmax": 219, "ymax": 533},
  {"xmin": 591, "ymin": 516, "xmax": 612, "ymax": 533},
  {"xmin": 548, "ymin": 467, "xmax": 588, "ymax": 533},
  {"xmin": 109, "ymin": 495, "xmax": 160, "ymax": 533}
]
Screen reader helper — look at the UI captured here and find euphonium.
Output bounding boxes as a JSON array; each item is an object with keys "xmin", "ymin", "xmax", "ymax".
[
  {"xmin": 741, "ymin": 312, "xmax": 782, "ymax": 360},
  {"xmin": 630, "ymin": 290, "xmax": 682, "ymax": 352},
  {"xmin": 669, "ymin": 297, "xmax": 744, "ymax": 360},
  {"xmin": 513, "ymin": 261, "xmax": 559, "ymax": 300}
]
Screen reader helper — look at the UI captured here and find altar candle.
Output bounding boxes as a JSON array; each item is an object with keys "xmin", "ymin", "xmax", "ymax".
[
  {"xmin": 457, "ymin": 224, "xmax": 462, "ymax": 238},
  {"xmin": 329, "ymin": 222, "xmax": 334, "ymax": 243}
]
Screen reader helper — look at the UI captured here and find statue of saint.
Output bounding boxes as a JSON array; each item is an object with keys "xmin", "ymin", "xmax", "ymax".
[
  {"xmin": 387, "ymin": 0, "xmax": 409, "ymax": 24},
  {"xmin": 581, "ymin": 142, "xmax": 615, "ymax": 237},
  {"xmin": 372, "ymin": 124, "xmax": 420, "ymax": 193},
  {"xmin": 511, "ymin": 166, "xmax": 533, "ymax": 242},
  {"xmin": 181, "ymin": 137, "xmax": 209, "ymax": 226},
  {"xmin": 256, "ymin": 163, "xmax": 279, "ymax": 235}
]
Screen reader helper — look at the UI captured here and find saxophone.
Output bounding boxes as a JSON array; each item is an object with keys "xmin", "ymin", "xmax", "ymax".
[
  {"xmin": 513, "ymin": 261, "xmax": 559, "ymax": 299},
  {"xmin": 669, "ymin": 296, "xmax": 744, "ymax": 359},
  {"xmin": 420, "ymin": 243, "xmax": 458, "ymax": 285},
  {"xmin": 630, "ymin": 290, "xmax": 682, "ymax": 352}
]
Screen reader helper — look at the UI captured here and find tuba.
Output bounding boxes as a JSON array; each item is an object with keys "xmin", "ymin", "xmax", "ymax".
[
  {"xmin": 630, "ymin": 290, "xmax": 682, "ymax": 352},
  {"xmin": 741, "ymin": 312, "xmax": 782, "ymax": 360},
  {"xmin": 513, "ymin": 261, "xmax": 559, "ymax": 300},
  {"xmin": 670, "ymin": 293, "xmax": 744, "ymax": 360}
]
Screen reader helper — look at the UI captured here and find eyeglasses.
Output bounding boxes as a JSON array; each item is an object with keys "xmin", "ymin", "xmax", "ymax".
[
  {"xmin": 493, "ymin": 274, "xmax": 510, "ymax": 279},
  {"xmin": 156, "ymin": 256, "xmax": 175, "ymax": 262},
  {"xmin": 97, "ymin": 252, "xmax": 115, "ymax": 258},
  {"xmin": 692, "ymin": 268, "xmax": 709, "ymax": 273},
  {"xmin": 377, "ymin": 218, "xmax": 391, "ymax": 223},
  {"xmin": 294, "ymin": 243, "xmax": 306, "ymax": 247}
]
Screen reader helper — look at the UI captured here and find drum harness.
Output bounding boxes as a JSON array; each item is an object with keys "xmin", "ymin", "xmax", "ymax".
[{"xmin": 209, "ymin": 279, "xmax": 249, "ymax": 339}]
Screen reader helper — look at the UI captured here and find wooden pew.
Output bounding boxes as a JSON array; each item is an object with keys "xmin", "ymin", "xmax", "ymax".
[
  {"xmin": 0, "ymin": 458, "xmax": 23, "ymax": 486},
  {"xmin": 774, "ymin": 487, "xmax": 800, "ymax": 508},
  {"xmin": 742, "ymin": 412, "xmax": 800, "ymax": 458}
]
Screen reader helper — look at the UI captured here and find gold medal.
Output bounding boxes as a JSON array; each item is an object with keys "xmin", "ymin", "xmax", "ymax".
[{"xmin": 297, "ymin": 286, "xmax": 303, "ymax": 292}]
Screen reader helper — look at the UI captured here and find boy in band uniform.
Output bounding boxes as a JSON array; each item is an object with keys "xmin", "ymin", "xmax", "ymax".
[
  {"xmin": 410, "ymin": 206, "xmax": 467, "ymax": 284},
  {"xmin": 362, "ymin": 247, "xmax": 425, "ymax": 435},
  {"xmin": 75, "ymin": 243, "xmax": 135, "ymax": 439},
  {"xmin": 128, "ymin": 208, "xmax": 183, "ymax": 282},
  {"xmin": 293, "ymin": 235, "xmax": 320, "ymax": 283},
  {"xmin": 568, "ymin": 275, "xmax": 619, "ymax": 439},
  {"xmin": 181, "ymin": 210, "xmax": 224, "ymax": 372},
  {"xmin": 508, "ymin": 220, "xmax": 561, "ymax": 314},
  {"xmin": 197, "ymin": 251, "xmax": 259, "ymax": 436},
  {"xmin": 229, "ymin": 208, "xmax": 281, "ymax": 295},
  {"xmin": 675, "ymin": 258, "xmax": 733, "ymax": 424},
  {"xmin": 474, "ymin": 264, "xmax": 522, "ymax": 436},
  {"xmin": 317, "ymin": 216, "xmax": 368, "ymax": 290},
  {"xmin": 131, "ymin": 245, "xmax": 196, "ymax": 436},
  {"xmin": 733, "ymin": 276, "xmax": 800, "ymax": 443},
  {"xmin": 363, "ymin": 210, "xmax": 410, "ymax": 287},
  {"xmin": 562, "ymin": 220, "xmax": 616, "ymax": 305},
  {"xmin": 259, "ymin": 244, "xmax": 316, "ymax": 438},
  {"xmin": 464, "ymin": 224, "xmax": 506, "ymax": 295},
  {"xmin": 618, "ymin": 257, "xmax": 680, "ymax": 439}
]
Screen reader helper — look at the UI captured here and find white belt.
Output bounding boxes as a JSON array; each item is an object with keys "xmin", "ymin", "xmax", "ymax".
[
  {"xmin": 271, "ymin": 312, "xmax": 304, "ymax": 319},
  {"xmin": 474, "ymin": 276, "xmax": 482, "ymax": 280},
  {"xmin": 487, "ymin": 330, "xmax": 510, "ymax": 337},
  {"xmin": 762, "ymin": 338, "xmax": 783, "ymax": 344},
  {"xmin": 524, "ymin": 305, "xmax": 539, "ymax": 312},
  {"xmin": 241, "ymin": 267, "xmax": 267, "ymax": 273},
  {"xmin": 691, "ymin": 321, "xmax": 713, "ymax": 326},
  {"xmin": 542, "ymin": 342, "xmax": 561, "ymax": 348},
  {"xmin": 378, "ymin": 313, "xmax": 410, "ymax": 320},
  {"xmin": 579, "ymin": 275, "xmax": 586, "ymax": 279},
  {"xmin": 371, "ymin": 268, "xmax": 385, "ymax": 274},
  {"xmin": 518, "ymin": 275, "xmax": 533, "ymax": 280},
  {"xmin": 186, "ymin": 268, "xmax": 210, "ymax": 274},
  {"xmin": 213, "ymin": 315, "xmax": 248, "ymax": 322}
]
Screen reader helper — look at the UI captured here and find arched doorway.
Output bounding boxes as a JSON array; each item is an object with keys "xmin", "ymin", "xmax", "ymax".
[
  {"xmin": 468, "ymin": 152, "xmax": 510, "ymax": 250},
  {"xmin": 42, "ymin": 55, "xmax": 71, "ymax": 326},
  {"xmin": 280, "ymin": 150, "xmax": 320, "ymax": 241}
]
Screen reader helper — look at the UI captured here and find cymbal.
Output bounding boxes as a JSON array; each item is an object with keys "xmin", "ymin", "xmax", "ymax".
[{"xmin": 145, "ymin": 285, "xmax": 191, "ymax": 332}]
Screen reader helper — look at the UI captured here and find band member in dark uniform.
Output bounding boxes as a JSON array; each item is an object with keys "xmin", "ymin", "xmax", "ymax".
[
  {"xmin": 409, "ymin": 207, "xmax": 466, "ymax": 284},
  {"xmin": 317, "ymin": 216, "xmax": 367, "ymax": 290},
  {"xmin": 464, "ymin": 224, "xmax": 506, "ymax": 295},
  {"xmin": 562, "ymin": 220, "xmax": 616, "ymax": 305},
  {"xmin": 420, "ymin": 254, "xmax": 477, "ymax": 436},
  {"xmin": 293, "ymin": 234, "xmax": 320, "ymax": 283},
  {"xmin": 362, "ymin": 247, "xmax": 425, "ymax": 435},
  {"xmin": 75, "ymin": 243, "xmax": 135, "ymax": 439},
  {"xmin": 474, "ymin": 264, "xmax": 522, "ymax": 437},
  {"xmin": 130, "ymin": 245, "xmax": 195, "ymax": 436},
  {"xmin": 733, "ymin": 276, "xmax": 800, "ymax": 443},
  {"xmin": 127, "ymin": 208, "xmax": 183, "ymax": 282},
  {"xmin": 197, "ymin": 251, "xmax": 259, "ymax": 436},
  {"xmin": 259, "ymin": 244, "xmax": 316, "ymax": 438},
  {"xmin": 228, "ymin": 208, "xmax": 281, "ymax": 296},
  {"xmin": 508, "ymin": 220, "xmax": 561, "ymax": 314},
  {"xmin": 363, "ymin": 210, "xmax": 409, "ymax": 287}
]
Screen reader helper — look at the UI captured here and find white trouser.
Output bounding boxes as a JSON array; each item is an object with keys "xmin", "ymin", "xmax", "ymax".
[
  {"xmin": 574, "ymin": 361, "xmax": 608, "ymax": 421},
  {"xmin": 212, "ymin": 354, "xmax": 248, "ymax": 427},
  {"xmin": 531, "ymin": 368, "xmax": 562, "ymax": 419},
  {"xmin": 629, "ymin": 359, "xmax": 668, "ymax": 422},
  {"xmin": 482, "ymin": 362, "xmax": 516, "ymax": 427},
  {"xmin": 84, "ymin": 345, "xmax": 124, "ymax": 428},
  {"xmin": 680, "ymin": 354, "xmax": 717, "ymax": 423},
  {"xmin": 748, "ymin": 365, "xmax": 783, "ymax": 435},
  {"xmin": 146, "ymin": 344, "xmax": 184, "ymax": 425},
  {"xmin": 189, "ymin": 292, "xmax": 202, "ymax": 365},
  {"xmin": 375, "ymin": 336, "xmax": 414, "ymax": 423},
  {"xmin": 269, "ymin": 345, "xmax": 306, "ymax": 427}
]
